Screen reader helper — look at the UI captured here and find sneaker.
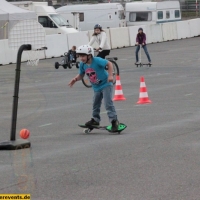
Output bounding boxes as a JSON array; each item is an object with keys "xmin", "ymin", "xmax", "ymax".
[
  {"xmin": 85, "ymin": 118, "xmax": 99, "ymax": 126},
  {"xmin": 135, "ymin": 62, "xmax": 139, "ymax": 65},
  {"xmin": 148, "ymin": 62, "xmax": 152, "ymax": 65},
  {"xmin": 111, "ymin": 119, "xmax": 119, "ymax": 132}
]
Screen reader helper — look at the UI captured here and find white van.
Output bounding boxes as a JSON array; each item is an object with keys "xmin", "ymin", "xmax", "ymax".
[
  {"xmin": 11, "ymin": 1, "xmax": 78, "ymax": 35},
  {"xmin": 126, "ymin": 1, "xmax": 181, "ymax": 26},
  {"xmin": 56, "ymin": 3, "xmax": 126, "ymax": 31}
]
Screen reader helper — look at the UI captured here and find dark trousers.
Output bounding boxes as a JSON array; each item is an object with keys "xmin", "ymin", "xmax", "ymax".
[
  {"xmin": 97, "ymin": 50, "xmax": 110, "ymax": 59},
  {"xmin": 135, "ymin": 45, "xmax": 151, "ymax": 62}
]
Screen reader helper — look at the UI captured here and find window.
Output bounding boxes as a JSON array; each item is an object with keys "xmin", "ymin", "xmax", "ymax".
[
  {"xmin": 129, "ymin": 13, "xmax": 136, "ymax": 22},
  {"xmin": 79, "ymin": 13, "xmax": 84, "ymax": 22},
  {"xmin": 166, "ymin": 11, "xmax": 170, "ymax": 19},
  {"xmin": 157, "ymin": 11, "xmax": 163, "ymax": 19},
  {"xmin": 175, "ymin": 10, "xmax": 180, "ymax": 18},
  {"xmin": 129, "ymin": 12, "xmax": 152, "ymax": 22},
  {"xmin": 38, "ymin": 16, "xmax": 57, "ymax": 28},
  {"xmin": 50, "ymin": 14, "xmax": 72, "ymax": 27}
]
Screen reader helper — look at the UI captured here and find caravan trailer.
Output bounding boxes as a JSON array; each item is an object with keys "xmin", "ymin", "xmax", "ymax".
[
  {"xmin": 11, "ymin": 1, "xmax": 78, "ymax": 35},
  {"xmin": 56, "ymin": 3, "xmax": 126, "ymax": 31},
  {"xmin": 125, "ymin": 1, "xmax": 181, "ymax": 26}
]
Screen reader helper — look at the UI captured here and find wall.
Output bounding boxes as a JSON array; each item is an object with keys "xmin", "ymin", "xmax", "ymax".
[{"xmin": 1, "ymin": 19, "xmax": 200, "ymax": 66}]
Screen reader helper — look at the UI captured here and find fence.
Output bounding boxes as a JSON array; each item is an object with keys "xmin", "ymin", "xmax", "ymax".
[{"xmin": 180, "ymin": 1, "xmax": 200, "ymax": 17}]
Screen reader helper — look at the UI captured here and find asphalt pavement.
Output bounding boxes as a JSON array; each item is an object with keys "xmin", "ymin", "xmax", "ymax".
[{"xmin": 0, "ymin": 37, "xmax": 200, "ymax": 200}]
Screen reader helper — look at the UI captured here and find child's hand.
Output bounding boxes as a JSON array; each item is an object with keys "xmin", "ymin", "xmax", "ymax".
[
  {"xmin": 108, "ymin": 75, "xmax": 113, "ymax": 83},
  {"xmin": 68, "ymin": 78, "xmax": 77, "ymax": 87}
]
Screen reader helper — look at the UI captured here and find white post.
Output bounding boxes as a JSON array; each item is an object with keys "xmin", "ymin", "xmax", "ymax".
[{"xmin": 196, "ymin": 0, "xmax": 198, "ymax": 17}]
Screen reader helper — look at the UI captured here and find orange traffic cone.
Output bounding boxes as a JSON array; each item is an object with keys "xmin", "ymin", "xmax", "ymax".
[
  {"xmin": 113, "ymin": 75, "xmax": 126, "ymax": 101},
  {"xmin": 137, "ymin": 76, "xmax": 152, "ymax": 104}
]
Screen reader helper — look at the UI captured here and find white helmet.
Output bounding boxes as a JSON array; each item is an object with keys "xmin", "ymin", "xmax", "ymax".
[{"xmin": 76, "ymin": 45, "xmax": 94, "ymax": 57}]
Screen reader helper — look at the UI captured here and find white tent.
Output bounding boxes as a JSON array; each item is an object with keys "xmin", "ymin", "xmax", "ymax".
[
  {"xmin": 0, "ymin": 9, "xmax": 9, "ymax": 20},
  {"xmin": 0, "ymin": 0, "xmax": 36, "ymax": 21}
]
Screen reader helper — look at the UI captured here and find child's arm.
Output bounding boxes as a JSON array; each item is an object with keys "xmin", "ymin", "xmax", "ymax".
[
  {"xmin": 68, "ymin": 74, "xmax": 84, "ymax": 87},
  {"xmin": 142, "ymin": 33, "xmax": 146, "ymax": 45},
  {"xmin": 107, "ymin": 61, "xmax": 114, "ymax": 83}
]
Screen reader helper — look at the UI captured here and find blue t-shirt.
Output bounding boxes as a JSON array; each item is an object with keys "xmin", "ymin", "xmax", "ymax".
[{"xmin": 79, "ymin": 57, "xmax": 112, "ymax": 92}]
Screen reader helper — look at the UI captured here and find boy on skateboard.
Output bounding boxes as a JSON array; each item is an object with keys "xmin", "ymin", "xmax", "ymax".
[
  {"xmin": 68, "ymin": 45, "xmax": 119, "ymax": 132},
  {"xmin": 135, "ymin": 28, "xmax": 151, "ymax": 65}
]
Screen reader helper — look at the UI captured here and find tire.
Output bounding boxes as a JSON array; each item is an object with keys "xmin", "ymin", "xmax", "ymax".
[
  {"xmin": 68, "ymin": 61, "xmax": 72, "ymax": 69},
  {"xmin": 55, "ymin": 62, "xmax": 59, "ymax": 69},
  {"xmin": 109, "ymin": 60, "xmax": 119, "ymax": 85},
  {"xmin": 82, "ymin": 76, "xmax": 92, "ymax": 88},
  {"xmin": 63, "ymin": 64, "xmax": 68, "ymax": 69}
]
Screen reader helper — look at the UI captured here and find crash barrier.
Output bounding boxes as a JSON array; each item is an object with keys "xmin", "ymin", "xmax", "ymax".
[
  {"xmin": 109, "ymin": 27, "xmax": 130, "ymax": 49},
  {"xmin": 0, "ymin": 40, "xmax": 7, "ymax": 65},
  {"xmin": 0, "ymin": 39, "xmax": 45, "ymax": 65},
  {"xmin": 0, "ymin": 39, "xmax": 18, "ymax": 65},
  {"xmin": 67, "ymin": 31, "xmax": 89, "ymax": 51},
  {"xmin": 161, "ymin": 22, "xmax": 178, "ymax": 41},
  {"xmin": 45, "ymin": 34, "xmax": 68, "ymax": 58},
  {"xmin": 146, "ymin": 24, "xmax": 163, "ymax": 43},
  {"xmin": 176, "ymin": 21, "xmax": 191, "ymax": 39},
  {"xmin": 88, "ymin": 29, "xmax": 111, "ymax": 50},
  {"xmin": 188, "ymin": 18, "xmax": 200, "ymax": 37},
  {"xmin": 1, "ymin": 18, "xmax": 200, "ymax": 65}
]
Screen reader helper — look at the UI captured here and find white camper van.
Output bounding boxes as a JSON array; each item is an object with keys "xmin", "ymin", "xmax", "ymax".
[
  {"xmin": 11, "ymin": 1, "xmax": 78, "ymax": 35},
  {"xmin": 56, "ymin": 3, "xmax": 126, "ymax": 31},
  {"xmin": 126, "ymin": 1, "xmax": 181, "ymax": 26}
]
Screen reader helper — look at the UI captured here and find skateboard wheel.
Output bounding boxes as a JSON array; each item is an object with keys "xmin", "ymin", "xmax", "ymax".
[{"xmin": 83, "ymin": 129, "xmax": 91, "ymax": 134}]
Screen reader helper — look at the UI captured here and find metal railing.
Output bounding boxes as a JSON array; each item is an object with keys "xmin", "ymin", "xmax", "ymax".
[{"xmin": 180, "ymin": 1, "xmax": 200, "ymax": 17}]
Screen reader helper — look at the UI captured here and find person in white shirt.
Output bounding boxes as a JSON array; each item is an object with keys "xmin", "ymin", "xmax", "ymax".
[{"xmin": 88, "ymin": 24, "xmax": 111, "ymax": 59}]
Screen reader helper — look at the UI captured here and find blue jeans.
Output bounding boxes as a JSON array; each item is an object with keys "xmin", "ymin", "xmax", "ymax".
[
  {"xmin": 135, "ymin": 45, "xmax": 151, "ymax": 62},
  {"xmin": 92, "ymin": 85, "xmax": 117, "ymax": 123}
]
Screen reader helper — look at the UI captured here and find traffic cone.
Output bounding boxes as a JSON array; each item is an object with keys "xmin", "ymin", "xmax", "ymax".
[
  {"xmin": 113, "ymin": 75, "xmax": 126, "ymax": 101},
  {"xmin": 137, "ymin": 76, "xmax": 152, "ymax": 104}
]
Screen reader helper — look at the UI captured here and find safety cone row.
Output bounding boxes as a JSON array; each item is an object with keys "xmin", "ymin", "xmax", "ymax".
[
  {"xmin": 137, "ymin": 76, "xmax": 152, "ymax": 104},
  {"xmin": 112, "ymin": 75, "xmax": 152, "ymax": 104},
  {"xmin": 113, "ymin": 75, "xmax": 126, "ymax": 101}
]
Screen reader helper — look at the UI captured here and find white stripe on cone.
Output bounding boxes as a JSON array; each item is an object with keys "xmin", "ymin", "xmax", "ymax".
[
  {"xmin": 116, "ymin": 80, "xmax": 121, "ymax": 85},
  {"xmin": 139, "ymin": 92, "xmax": 148, "ymax": 98},
  {"xmin": 140, "ymin": 82, "xmax": 146, "ymax": 87},
  {"xmin": 115, "ymin": 90, "xmax": 124, "ymax": 95}
]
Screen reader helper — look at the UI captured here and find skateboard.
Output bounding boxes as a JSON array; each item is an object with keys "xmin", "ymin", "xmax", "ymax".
[
  {"xmin": 78, "ymin": 123, "xmax": 127, "ymax": 134},
  {"xmin": 135, "ymin": 63, "xmax": 152, "ymax": 67}
]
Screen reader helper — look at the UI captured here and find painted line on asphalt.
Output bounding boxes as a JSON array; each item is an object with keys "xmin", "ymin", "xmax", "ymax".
[
  {"xmin": 185, "ymin": 93, "xmax": 193, "ymax": 96},
  {"xmin": 39, "ymin": 123, "xmax": 52, "ymax": 128}
]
